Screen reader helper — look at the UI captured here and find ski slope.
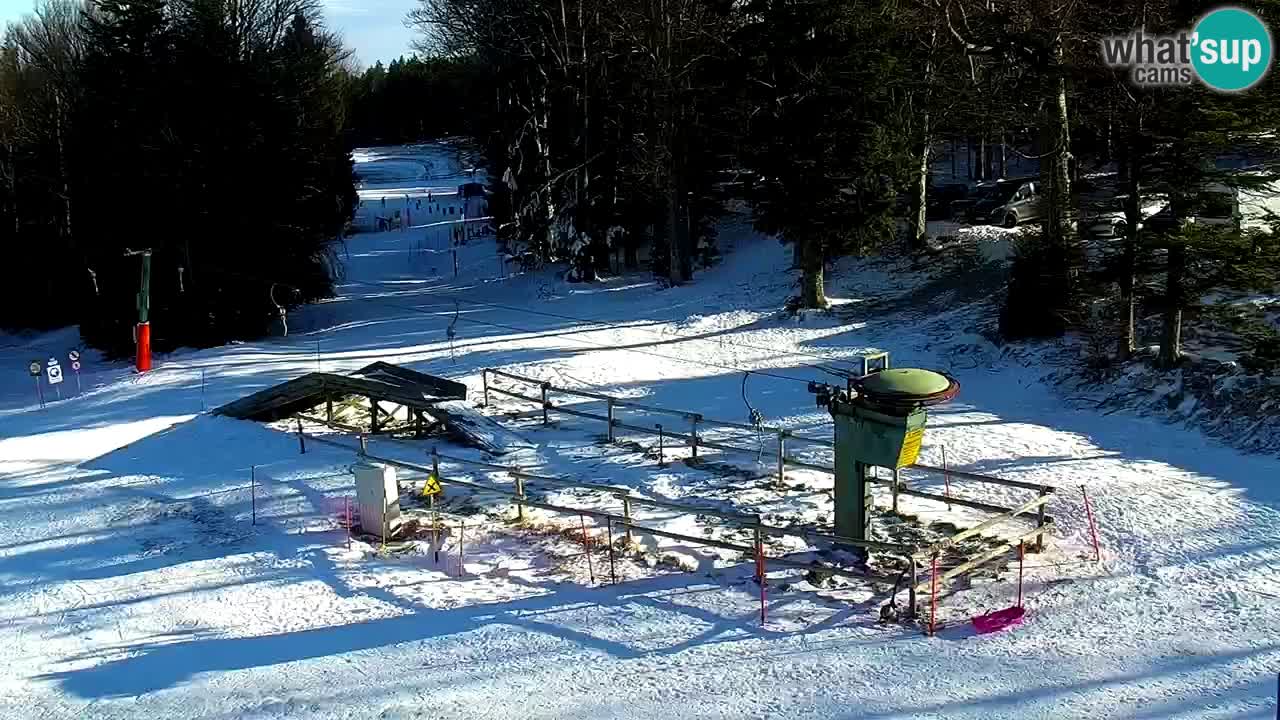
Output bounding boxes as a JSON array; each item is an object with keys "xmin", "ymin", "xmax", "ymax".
[{"xmin": 0, "ymin": 145, "xmax": 1278, "ymax": 719}]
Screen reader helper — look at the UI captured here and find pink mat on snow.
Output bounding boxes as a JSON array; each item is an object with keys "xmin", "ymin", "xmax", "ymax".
[{"xmin": 971, "ymin": 606, "xmax": 1025, "ymax": 634}]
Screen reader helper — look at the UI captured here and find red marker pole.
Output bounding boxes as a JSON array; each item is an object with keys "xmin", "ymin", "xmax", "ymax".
[
  {"xmin": 755, "ymin": 539, "xmax": 767, "ymax": 625},
  {"xmin": 1081, "ymin": 485, "xmax": 1101, "ymax": 562},
  {"xmin": 580, "ymin": 514, "xmax": 595, "ymax": 585}
]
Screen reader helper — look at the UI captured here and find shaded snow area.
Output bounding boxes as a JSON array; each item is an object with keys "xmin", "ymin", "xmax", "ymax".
[{"xmin": 1, "ymin": 147, "xmax": 1279, "ymax": 719}]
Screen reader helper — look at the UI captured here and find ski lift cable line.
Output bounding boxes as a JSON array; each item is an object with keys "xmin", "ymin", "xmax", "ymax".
[
  {"xmin": 333, "ymin": 276, "xmax": 867, "ymax": 378},
  {"xmin": 196, "ymin": 255, "xmax": 866, "ymax": 378},
  {"xmin": 362, "ymin": 295, "xmax": 833, "ymax": 386},
  {"xmin": 190, "ymin": 261, "xmax": 832, "ymax": 385}
]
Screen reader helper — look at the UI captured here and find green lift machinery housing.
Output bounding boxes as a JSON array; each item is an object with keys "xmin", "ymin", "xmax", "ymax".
[{"xmin": 811, "ymin": 356, "xmax": 960, "ymax": 541}]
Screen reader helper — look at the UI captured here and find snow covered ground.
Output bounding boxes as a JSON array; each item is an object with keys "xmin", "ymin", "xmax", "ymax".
[{"xmin": 1, "ymin": 145, "xmax": 1279, "ymax": 718}]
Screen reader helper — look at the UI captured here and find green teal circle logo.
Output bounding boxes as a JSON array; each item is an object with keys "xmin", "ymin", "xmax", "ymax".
[{"xmin": 1192, "ymin": 7, "xmax": 1273, "ymax": 91}]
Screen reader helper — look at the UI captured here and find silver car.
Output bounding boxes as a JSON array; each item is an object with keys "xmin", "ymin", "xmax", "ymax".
[{"xmin": 965, "ymin": 179, "xmax": 1042, "ymax": 228}]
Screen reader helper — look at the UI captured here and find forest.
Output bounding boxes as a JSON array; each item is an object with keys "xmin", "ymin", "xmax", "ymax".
[
  {"xmin": 403, "ymin": 0, "xmax": 1280, "ymax": 370},
  {"xmin": 3, "ymin": 0, "xmax": 1280, "ymax": 371},
  {"xmin": 0, "ymin": 0, "xmax": 356, "ymax": 355}
]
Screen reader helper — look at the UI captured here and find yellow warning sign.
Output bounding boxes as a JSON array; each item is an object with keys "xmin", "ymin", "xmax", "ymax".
[
  {"xmin": 896, "ymin": 428, "xmax": 925, "ymax": 468},
  {"xmin": 422, "ymin": 474, "xmax": 443, "ymax": 497}
]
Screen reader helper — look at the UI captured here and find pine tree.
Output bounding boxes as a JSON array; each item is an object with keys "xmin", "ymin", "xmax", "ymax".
[{"xmin": 740, "ymin": 0, "xmax": 915, "ymax": 309}]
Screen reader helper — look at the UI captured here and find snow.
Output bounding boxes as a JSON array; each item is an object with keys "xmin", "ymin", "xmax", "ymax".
[{"xmin": 1, "ymin": 145, "xmax": 1279, "ymax": 718}]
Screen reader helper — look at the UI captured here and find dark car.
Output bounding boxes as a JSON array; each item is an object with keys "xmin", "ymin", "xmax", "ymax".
[
  {"xmin": 1145, "ymin": 184, "xmax": 1241, "ymax": 233},
  {"xmin": 961, "ymin": 178, "xmax": 1042, "ymax": 227},
  {"xmin": 927, "ymin": 182, "xmax": 971, "ymax": 220}
]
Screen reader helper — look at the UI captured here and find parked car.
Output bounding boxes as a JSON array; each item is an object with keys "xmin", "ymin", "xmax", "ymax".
[
  {"xmin": 1145, "ymin": 183, "xmax": 1241, "ymax": 233},
  {"xmin": 927, "ymin": 181, "xmax": 971, "ymax": 220},
  {"xmin": 961, "ymin": 178, "xmax": 1042, "ymax": 227},
  {"xmin": 1079, "ymin": 195, "xmax": 1137, "ymax": 239}
]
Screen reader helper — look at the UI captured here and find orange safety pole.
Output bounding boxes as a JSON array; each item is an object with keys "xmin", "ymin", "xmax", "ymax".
[
  {"xmin": 929, "ymin": 553, "xmax": 939, "ymax": 636},
  {"xmin": 1081, "ymin": 484, "xmax": 1101, "ymax": 562}
]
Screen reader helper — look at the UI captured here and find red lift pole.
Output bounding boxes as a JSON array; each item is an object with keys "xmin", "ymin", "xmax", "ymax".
[{"xmin": 124, "ymin": 248, "xmax": 153, "ymax": 373}]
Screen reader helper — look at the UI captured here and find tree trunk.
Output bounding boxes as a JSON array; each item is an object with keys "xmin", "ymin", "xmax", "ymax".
[
  {"xmin": 1160, "ymin": 241, "xmax": 1185, "ymax": 367},
  {"xmin": 799, "ymin": 235, "xmax": 827, "ymax": 309},
  {"xmin": 909, "ymin": 38, "xmax": 935, "ymax": 254},
  {"xmin": 1117, "ymin": 113, "xmax": 1142, "ymax": 361},
  {"xmin": 1040, "ymin": 42, "xmax": 1075, "ymax": 307},
  {"xmin": 977, "ymin": 136, "xmax": 985, "ymax": 181},
  {"xmin": 54, "ymin": 93, "xmax": 72, "ymax": 247},
  {"xmin": 624, "ymin": 229, "xmax": 639, "ymax": 269},
  {"xmin": 667, "ymin": 179, "xmax": 681, "ymax": 285},
  {"xmin": 909, "ymin": 130, "xmax": 929, "ymax": 252}
]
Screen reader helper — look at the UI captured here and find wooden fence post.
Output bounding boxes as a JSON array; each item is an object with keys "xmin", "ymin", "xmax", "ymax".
[
  {"xmin": 482, "ymin": 369, "xmax": 489, "ymax": 407},
  {"xmin": 892, "ymin": 468, "xmax": 900, "ymax": 514},
  {"xmin": 1017, "ymin": 541, "xmax": 1025, "ymax": 608},
  {"xmin": 622, "ymin": 497, "xmax": 633, "ymax": 545},
  {"xmin": 607, "ymin": 516, "xmax": 617, "ymax": 584},
  {"xmin": 776, "ymin": 431, "xmax": 786, "ymax": 485},
  {"xmin": 941, "ymin": 445, "xmax": 952, "ymax": 509},
  {"xmin": 655, "ymin": 424, "xmax": 664, "ymax": 466},
  {"xmin": 908, "ymin": 559, "xmax": 918, "ymax": 617},
  {"xmin": 929, "ymin": 552, "xmax": 939, "ymax": 636},
  {"xmin": 297, "ymin": 418, "xmax": 306, "ymax": 454},
  {"xmin": 541, "ymin": 383, "xmax": 549, "ymax": 425},
  {"xmin": 607, "ymin": 399, "xmax": 615, "ymax": 442},
  {"xmin": 1036, "ymin": 487, "xmax": 1049, "ymax": 552},
  {"xmin": 514, "ymin": 473, "xmax": 525, "ymax": 522}
]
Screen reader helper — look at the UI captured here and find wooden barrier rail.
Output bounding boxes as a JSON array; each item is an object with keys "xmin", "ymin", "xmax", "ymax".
[
  {"xmin": 482, "ymin": 367, "xmax": 1055, "ymax": 504},
  {"xmin": 302, "ymin": 430, "xmax": 918, "ymax": 609},
  {"xmin": 304, "ymin": 369, "xmax": 1064, "ymax": 622},
  {"xmin": 913, "ymin": 522, "xmax": 1052, "ymax": 596},
  {"xmin": 480, "ymin": 365, "xmax": 1060, "ymax": 603}
]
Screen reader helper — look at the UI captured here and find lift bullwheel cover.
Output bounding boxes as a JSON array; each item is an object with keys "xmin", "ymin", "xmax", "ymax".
[{"xmin": 852, "ymin": 368, "xmax": 960, "ymax": 414}]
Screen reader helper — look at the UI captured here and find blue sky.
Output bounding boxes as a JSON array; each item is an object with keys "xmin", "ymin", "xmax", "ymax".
[{"xmin": 0, "ymin": 0, "xmax": 418, "ymax": 68}]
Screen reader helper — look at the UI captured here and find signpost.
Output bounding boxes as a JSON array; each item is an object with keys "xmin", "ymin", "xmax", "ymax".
[
  {"xmin": 45, "ymin": 357, "xmax": 63, "ymax": 400},
  {"xmin": 68, "ymin": 349, "xmax": 82, "ymax": 394},
  {"xmin": 421, "ymin": 474, "xmax": 443, "ymax": 497},
  {"xmin": 423, "ymin": 472, "xmax": 443, "ymax": 564},
  {"xmin": 29, "ymin": 360, "xmax": 43, "ymax": 408}
]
